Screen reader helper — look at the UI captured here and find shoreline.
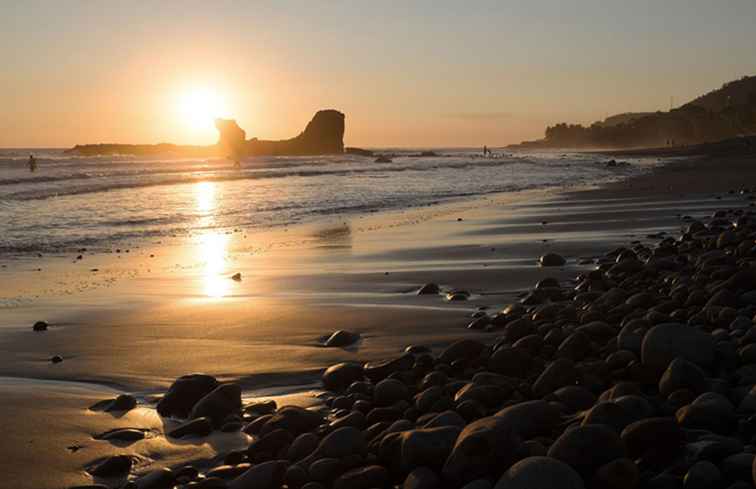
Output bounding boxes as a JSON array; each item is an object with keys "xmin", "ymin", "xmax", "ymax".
[{"xmin": 3, "ymin": 152, "xmax": 756, "ymax": 487}]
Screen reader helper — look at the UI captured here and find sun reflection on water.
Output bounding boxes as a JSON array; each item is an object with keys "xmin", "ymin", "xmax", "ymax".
[{"xmin": 195, "ymin": 181, "xmax": 216, "ymax": 214}]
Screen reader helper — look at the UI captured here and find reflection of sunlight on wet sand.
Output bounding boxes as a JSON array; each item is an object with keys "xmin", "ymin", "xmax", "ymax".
[
  {"xmin": 193, "ymin": 181, "xmax": 230, "ymax": 298},
  {"xmin": 200, "ymin": 232, "xmax": 230, "ymax": 298}
]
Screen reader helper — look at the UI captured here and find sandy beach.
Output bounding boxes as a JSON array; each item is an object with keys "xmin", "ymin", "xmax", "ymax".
[{"xmin": 1, "ymin": 151, "xmax": 755, "ymax": 488}]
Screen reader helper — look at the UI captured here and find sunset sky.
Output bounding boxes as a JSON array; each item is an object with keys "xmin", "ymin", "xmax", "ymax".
[{"xmin": 2, "ymin": 0, "xmax": 755, "ymax": 148}]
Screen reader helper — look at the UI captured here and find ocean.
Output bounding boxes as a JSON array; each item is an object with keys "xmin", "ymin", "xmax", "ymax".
[{"xmin": 0, "ymin": 149, "xmax": 649, "ymax": 257}]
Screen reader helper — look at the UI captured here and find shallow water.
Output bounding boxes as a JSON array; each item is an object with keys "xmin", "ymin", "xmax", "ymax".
[{"xmin": 0, "ymin": 148, "xmax": 649, "ymax": 256}]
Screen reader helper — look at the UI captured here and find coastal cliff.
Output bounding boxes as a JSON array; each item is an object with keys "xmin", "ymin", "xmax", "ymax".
[{"xmin": 65, "ymin": 109, "xmax": 345, "ymax": 157}]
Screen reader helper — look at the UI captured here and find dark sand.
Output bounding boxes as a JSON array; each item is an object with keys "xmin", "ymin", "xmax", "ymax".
[{"xmin": 1, "ymin": 151, "xmax": 755, "ymax": 488}]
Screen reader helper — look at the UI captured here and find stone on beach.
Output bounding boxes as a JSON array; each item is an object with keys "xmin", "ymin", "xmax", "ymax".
[
  {"xmin": 539, "ymin": 253, "xmax": 566, "ymax": 267},
  {"xmin": 416, "ymin": 283, "xmax": 440, "ymax": 295},
  {"xmin": 157, "ymin": 373, "xmax": 219, "ymax": 418},
  {"xmin": 167, "ymin": 417, "xmax": 214, "ymax": 438},
  {"xmin": 641, "ymin": 322, "xmax": 715, "ymax": 374},
  {"xmin": 228, "ymin": 460, "xmax": 287, "ymax": 489},
  {"xmin": 323, "ymin": 330, "xmax": 361, "ymax": 348},
  {"xmin": 32, "ymin": 320, "xmax": 48, "ymax": 331},
  {"xmin": 442, "ymin": 416, "xmax": 521, "ymax": 484},
  {"xmin": 322, "ymin": 363, "xmax": 364, "ymax": 391},
  {"xmin": 189, "ymin": 383, "xmax": 243, "ymax": 426},
  {"xmin": 88, "ymin": 454, "xmax": 133, "ymax": 476},
  {"xmin": 494, "ymin": 456, "xmax": 585, "ymax": 489}
]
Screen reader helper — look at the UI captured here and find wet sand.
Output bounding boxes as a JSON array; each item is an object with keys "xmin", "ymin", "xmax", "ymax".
[{"xmin": 1, "ymin": 153, "xmax": 755, "ymax": 488}]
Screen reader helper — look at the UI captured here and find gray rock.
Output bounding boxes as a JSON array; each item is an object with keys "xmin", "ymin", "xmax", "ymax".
[
  {"xmin": 88, "ymin": 455, "xmax": 133, "ymax": 477},
  {"xmin": 400, "ymin": 426, "xmax": 461, "ymax": 471},
  {"xmin": 532, "ymin": 358, "xmax": 579, "ymax": 397},
  {"xmin": 374, "ymin": 378, "xmax": 409, "ymax": 406},
  {"xmin": 621, "ymin": 417, "xmax": 683, "ymax": 463},
  {"xmin": 323, "ymin": 363, "xmax": 364, "ymax": 392},
  {"xmin": 422, "ymin": 410, "xmax": 466, "ymax": 429},
  {"xmin": 494, "ymin": 400, "xmax": 561, "ymax": 439},
  {"xmin": 134, "ymin": 468, "xmax": 175, "ymax": 489},
  {"xmin": 302, "ymin": 427, "xmax": 366, "ymax": 468},
  {"xmin": 285, "ymin": 465, "xmax": 309, "ymax": 489},
  {"xmin": 168, "ymin": 417, "xmax": 213, "ymax": 438},
  {"xmin": 332, "ymin": 465, "xmax": 389, "ymax": 489},
  {"xmin": 721, "ymin": 453, "xmax": 755, "ymax": 481},
  {"xmin": 547, "ymin": 424, "xmax": 625, "ymax": 479},
  {"xmin": 684, "ymin": 461, "xmax": 722, "ymax": 489},
  {"xmin": 539, "ymin": 253, "xmax": 566, "ymax": 267},
  {"xmin": 659, "ymin": 358, "xmax": 709, "ymax": 397},
  {"xmin": 417, "ymin": 284, "xmax": 440, "ymax": 295},
  {"xmin": 308, "ymin": 458, "xmax": 342, "ymax": 482},
  {"xmin": 403, "ymin": 467, "xmax": 440, "ymax": 489},
  {"xmin": 439, "ymin": 339, "xmax": 485, "ymax": 364},
  {"xmin": 580, "ymin": 402, "xmax": 633, "ymax": 433},
  {"xmin": 494, "ymin": 456, "xmax": 584, "ymax": 489},
  {"xmin": 461, "ymin": 480, "xmax": 493, "ymax": 489},
  {"xmin": 95, "ymin": 428, "xmax": 146, "ymax": 442},
  {"xmin": 551, "ymin": 386, "xmax": 596, "ymax": 412},
  {"xmin": 324, "ymin": 330, "xmax": 360, "ymax": 348},
  {"xmin": 208, "ymin": 464, "xmax": 251, "ymax": 479},
  {"xmin": 676, "ymin": 392, "xmax": 736, "ymax": 434},
  {"xmin": 687, "ymin": 435, "xmax": 743, "ymax": 462},
  {"xmin": 190, "ymin": 383, "xmax": 242, "ymax": 426},
  {"xmin": 261, "ymin": 406, "xmax": 324, "ymax": 436},
  {"xmin": 287, "ymin": 433, "xmax": 320, "ymax": 462},
  {"xmin": 641, "ymin": 323, "xmax": 715, "ymax": 374},
  {"xmin": 106, "ymin": 394, "xmax": 137, "ymax": 412},
  {"xmin": 442, "ymin": 416, "xmax": 522, "ymax": 484},
  {"xmin": 33, "ymin": 320, "xmax": 48, "ymax": 331},
  {"xmin": 593, "ymin": 458, "xmax": 638, "ymax": 489},
  {"xmin": 247, "ymin": 429, "xmax": 294, "ymax": 462},
  {"xmin": 329, "ymin": 411, "xmax": 366, "ymax": 431},
  {"xmin": 157, "ymin": 374, "xmax": 219, "ymax": 418},
  {"xmin": 228, "ymin": 460, "xmax": 287, "ymax": 489}
]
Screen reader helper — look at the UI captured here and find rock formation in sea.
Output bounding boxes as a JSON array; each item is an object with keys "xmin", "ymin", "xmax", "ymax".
[{"xmin": 65, "ymin": 109, "xmax": 345, "ymax": 158}]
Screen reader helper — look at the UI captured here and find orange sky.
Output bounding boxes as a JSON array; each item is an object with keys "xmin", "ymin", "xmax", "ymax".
[{"xmin": 1, "ymin": 1, "xmax": 755, "ymax": 148}]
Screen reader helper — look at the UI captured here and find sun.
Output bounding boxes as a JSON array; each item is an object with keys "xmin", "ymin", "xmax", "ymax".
[{"xmin": 177, "ymin": 87, "xmax": 229, "ymax": 132}]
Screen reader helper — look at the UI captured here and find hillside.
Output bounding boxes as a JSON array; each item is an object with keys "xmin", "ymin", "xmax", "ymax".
[{"xmin": 510, "ymin": 75, "xmax": 756, "ymax": 149}]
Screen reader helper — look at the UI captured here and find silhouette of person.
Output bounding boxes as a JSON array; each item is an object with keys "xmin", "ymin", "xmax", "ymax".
[
  {"xmin": 28, "ymin": 154, "xmax": 37, "ymax": 173},
  {"xmin": 483, "ymin": 145, "xmax": 488, "ymax": 157}
]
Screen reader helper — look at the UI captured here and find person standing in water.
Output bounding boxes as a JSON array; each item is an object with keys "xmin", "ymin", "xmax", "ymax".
[
  {"xmin": 483, "ymin": 145, "xmax": 488, "ymax": 157},
  {"xmin": 28, "ymin": 154, "xmax": 37, "ymax": 172}
]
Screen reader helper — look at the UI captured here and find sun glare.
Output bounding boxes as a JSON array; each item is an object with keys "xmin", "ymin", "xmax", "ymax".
[{"xmin": 177, "ymin": 87, "xmax": 229, "ymax": 132}]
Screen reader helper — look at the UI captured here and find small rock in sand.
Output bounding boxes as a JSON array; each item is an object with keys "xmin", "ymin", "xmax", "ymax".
[
  {"xmin": 539, "ymin": 253, "xmax": 566, "ymax": 267},
  {"xmin": 33, "ymin": 320, "xmax": 48, "ymax": 331},
  {"xmin": 417, "ymin": 283, "xmax": 440, "ymax": 295},
  {"xmin": 323, "ymin": 330, "xmax": 361, "ymax": 348}
]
